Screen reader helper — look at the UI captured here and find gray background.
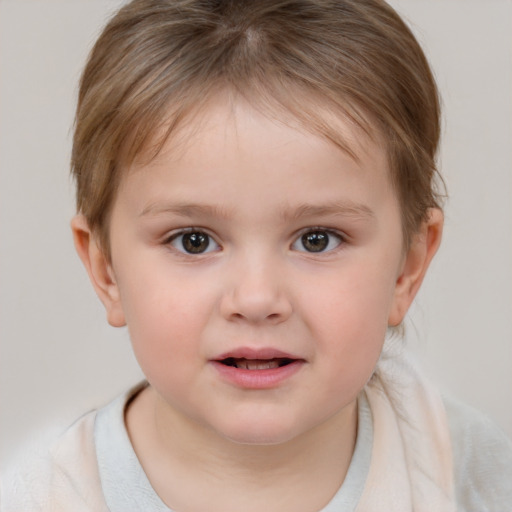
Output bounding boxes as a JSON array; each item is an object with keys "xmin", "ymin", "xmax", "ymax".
[{"xmin": 1, "ymin": 0, "xmax": 511, "ymax": 470}]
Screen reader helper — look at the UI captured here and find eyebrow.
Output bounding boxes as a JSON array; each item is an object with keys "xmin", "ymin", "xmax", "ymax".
[
  {"xmin": 139, "ymin": 202, "xmax": 234, "ymax": 219},
  {"xmin": 140, "ymin": 200, "xmax": 375, "ymax": 222},
  {"xmin": 280, "ymin": 202, "xmax": 376, "ymax": 223}
]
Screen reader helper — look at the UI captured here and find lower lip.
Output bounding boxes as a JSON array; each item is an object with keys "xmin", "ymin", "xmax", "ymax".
[{"xmin": 210, "ymin": 360, "xmax": 305, "ymax": 389}]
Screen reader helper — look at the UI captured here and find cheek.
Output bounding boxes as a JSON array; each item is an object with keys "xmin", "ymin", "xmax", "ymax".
[
  {"xmin": 116, "ymin": 264, "xmax": 218, "ymax": 376},
  {"xmin": 299, "ymin": 258, "xmax": 397, "ymax": 358},
  {"xmin": 305, "ymin": 287, "xmax": 389, "ymax": 404}
]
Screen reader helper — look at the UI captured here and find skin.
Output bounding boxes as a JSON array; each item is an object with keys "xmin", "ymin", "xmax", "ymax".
[{"xmin": 72, "ymin": 94, "xmax": 442, "ymax": 511}]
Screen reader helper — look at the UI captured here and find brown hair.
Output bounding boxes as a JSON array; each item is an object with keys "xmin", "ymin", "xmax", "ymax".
[{"xmin": 72, "ymin": 0, "xmax": 443, "ymax": 257}]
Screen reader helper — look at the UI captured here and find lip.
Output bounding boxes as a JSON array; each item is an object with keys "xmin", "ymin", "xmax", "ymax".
[
  {"xmin": 215, "ymin": 347, "xmax": 301, "ymax": 361},
  {"xmin": 210, "ymin": 347, "xmax": 306, "ymax": 389}
]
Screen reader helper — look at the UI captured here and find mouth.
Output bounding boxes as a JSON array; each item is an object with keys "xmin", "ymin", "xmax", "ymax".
[
  {"xmin": 211, "ymin": 348, "xmax": 304, "ymax": 388},
  {"xmin": 219, "ymin": 357, "xmax": 295, "ymax": 370}
]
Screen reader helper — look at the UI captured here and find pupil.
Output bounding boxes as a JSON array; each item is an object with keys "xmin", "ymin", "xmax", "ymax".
[
  {"xmin": 302, "ymin": 231, "xmax": 328, "ymax": 252},
  {"xmin": 183, "ymin": 232, "xmax": 209, "ymax": 253}
]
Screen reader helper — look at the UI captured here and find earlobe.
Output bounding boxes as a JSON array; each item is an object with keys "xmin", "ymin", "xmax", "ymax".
[
  {"xmin": 71, "ymin": 215, "xmax": 126, "ymax": 327},
  {"xmin": 388, "ymin": 208, "xmax": 443, "ymax": 326}
]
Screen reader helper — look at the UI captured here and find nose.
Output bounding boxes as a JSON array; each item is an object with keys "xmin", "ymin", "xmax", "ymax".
[{"xmin": 220, "ymin": 256, "xmax": 293, "ymax": 325}]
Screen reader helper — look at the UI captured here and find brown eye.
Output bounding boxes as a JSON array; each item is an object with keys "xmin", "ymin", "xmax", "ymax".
[
  {"xmin": 183, "ymin": 232, "xmax": 209, "ymax": 253},
  {"xmin": 293, "ymin": 230, "xmax": 343, "ymax": 253},
  {"xmin": 302, "ymin": 231, "xmax": 328, "ymax": 252},
  {"xmin": 170, "ymin": 231, "xmax": 218, "ymax": 254}
]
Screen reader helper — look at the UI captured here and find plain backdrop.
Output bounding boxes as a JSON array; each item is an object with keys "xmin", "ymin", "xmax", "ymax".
[{"xmin": 1, "ymin": 0, "xmax": 511, "ymax": 470}]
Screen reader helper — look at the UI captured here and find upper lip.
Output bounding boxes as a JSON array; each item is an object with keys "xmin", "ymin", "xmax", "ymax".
[{"xmin": 213, "ymin": 347, "xmax": 303, "ymax": 362}]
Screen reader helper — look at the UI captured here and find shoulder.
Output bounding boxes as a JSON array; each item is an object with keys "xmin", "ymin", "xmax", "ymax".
[
  {"xmin": 444, "ymin": 395, "xmax": 512, "ymax": 511},
  {"xmin": 1, "ymin": 410, "xmax": 109, "ymax": 512}
]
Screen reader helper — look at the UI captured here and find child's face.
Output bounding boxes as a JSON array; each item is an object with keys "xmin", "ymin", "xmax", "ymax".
[{"xmin": 86, "ymin": 96, "xmax": 428, "ymax": 445}]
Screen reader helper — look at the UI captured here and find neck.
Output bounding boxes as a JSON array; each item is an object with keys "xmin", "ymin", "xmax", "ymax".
[{"xmin": 126, "ymin": 386, "xmax": 358, "ymax": 512}]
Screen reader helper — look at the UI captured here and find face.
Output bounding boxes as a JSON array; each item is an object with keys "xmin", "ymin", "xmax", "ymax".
[{"xmin": 94, "ymin": 96, "xmax": 418, "ymax": 445}]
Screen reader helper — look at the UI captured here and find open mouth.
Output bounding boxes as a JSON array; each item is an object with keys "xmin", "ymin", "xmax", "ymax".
[
  {"xmin": 212, "ymin": 352, "xmax": 304, "ymax": 387},
  {"xmin": 219, "ymin": 357, "xmax": 295, "ymax": 370}
]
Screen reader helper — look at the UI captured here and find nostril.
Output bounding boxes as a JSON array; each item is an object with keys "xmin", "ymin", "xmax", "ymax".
[{"xmin": 220, "ymin": 286, "xmax": 292, "ymax": 324}]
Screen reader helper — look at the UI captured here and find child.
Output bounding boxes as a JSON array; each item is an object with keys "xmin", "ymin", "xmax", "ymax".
[{"xmin": 3, "ymin": 0, "xmax": 511, "ymax": 510}]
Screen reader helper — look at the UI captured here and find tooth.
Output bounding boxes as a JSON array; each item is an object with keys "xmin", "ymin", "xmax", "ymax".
[{"xmin": 235, "ymin": 359, "xmax": 280, "ymax": 370}]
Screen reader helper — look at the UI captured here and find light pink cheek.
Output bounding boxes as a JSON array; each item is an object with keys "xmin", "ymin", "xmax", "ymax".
[
  {"xmin": 125, "ymin": 280, "xmax": 215, "ymax": 370},
  {"xmin": 305, "ymin": 282, "xmax": 389, "ymax": 355},
  {"xmin": 123, "ymin": 300, "xmax": 180, "ymax": 356}
]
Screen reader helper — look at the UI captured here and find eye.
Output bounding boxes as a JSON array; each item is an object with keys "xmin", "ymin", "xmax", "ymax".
[
  {"xmin": 292, "ymin": 229, "xmax": 343, "ymax": 253},
  {"xmin": 168, "ymin": 230, "xmax": 219, "ymax": 254}
]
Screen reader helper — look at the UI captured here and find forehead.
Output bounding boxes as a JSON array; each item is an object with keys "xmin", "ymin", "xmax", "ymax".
[
  {"xmin": 131, "ymin": 89, "xmax": 388, "ymax": 178},
  {"xmin": 120, "ymin": 94, "xmax": 396, "ymax": 219}
]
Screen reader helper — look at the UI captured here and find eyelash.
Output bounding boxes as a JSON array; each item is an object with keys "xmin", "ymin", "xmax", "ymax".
[{"xmin": 163, "ymin": 227, "xmax": 346, "ymax": 256}]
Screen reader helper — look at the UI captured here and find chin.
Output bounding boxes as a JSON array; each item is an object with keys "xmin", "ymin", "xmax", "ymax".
[{"xmin": 214, "ymin": 416, "xmax": 303, "ymax": 446}]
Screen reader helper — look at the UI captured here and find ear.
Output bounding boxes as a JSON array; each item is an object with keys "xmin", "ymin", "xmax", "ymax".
[
  {"xmin": 388, "ymin": 208, "xmax": 443, "ymax": 326},
  {"xmin": 71, "ymin": 215, "xmax": 126, "ymax": 327}
]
